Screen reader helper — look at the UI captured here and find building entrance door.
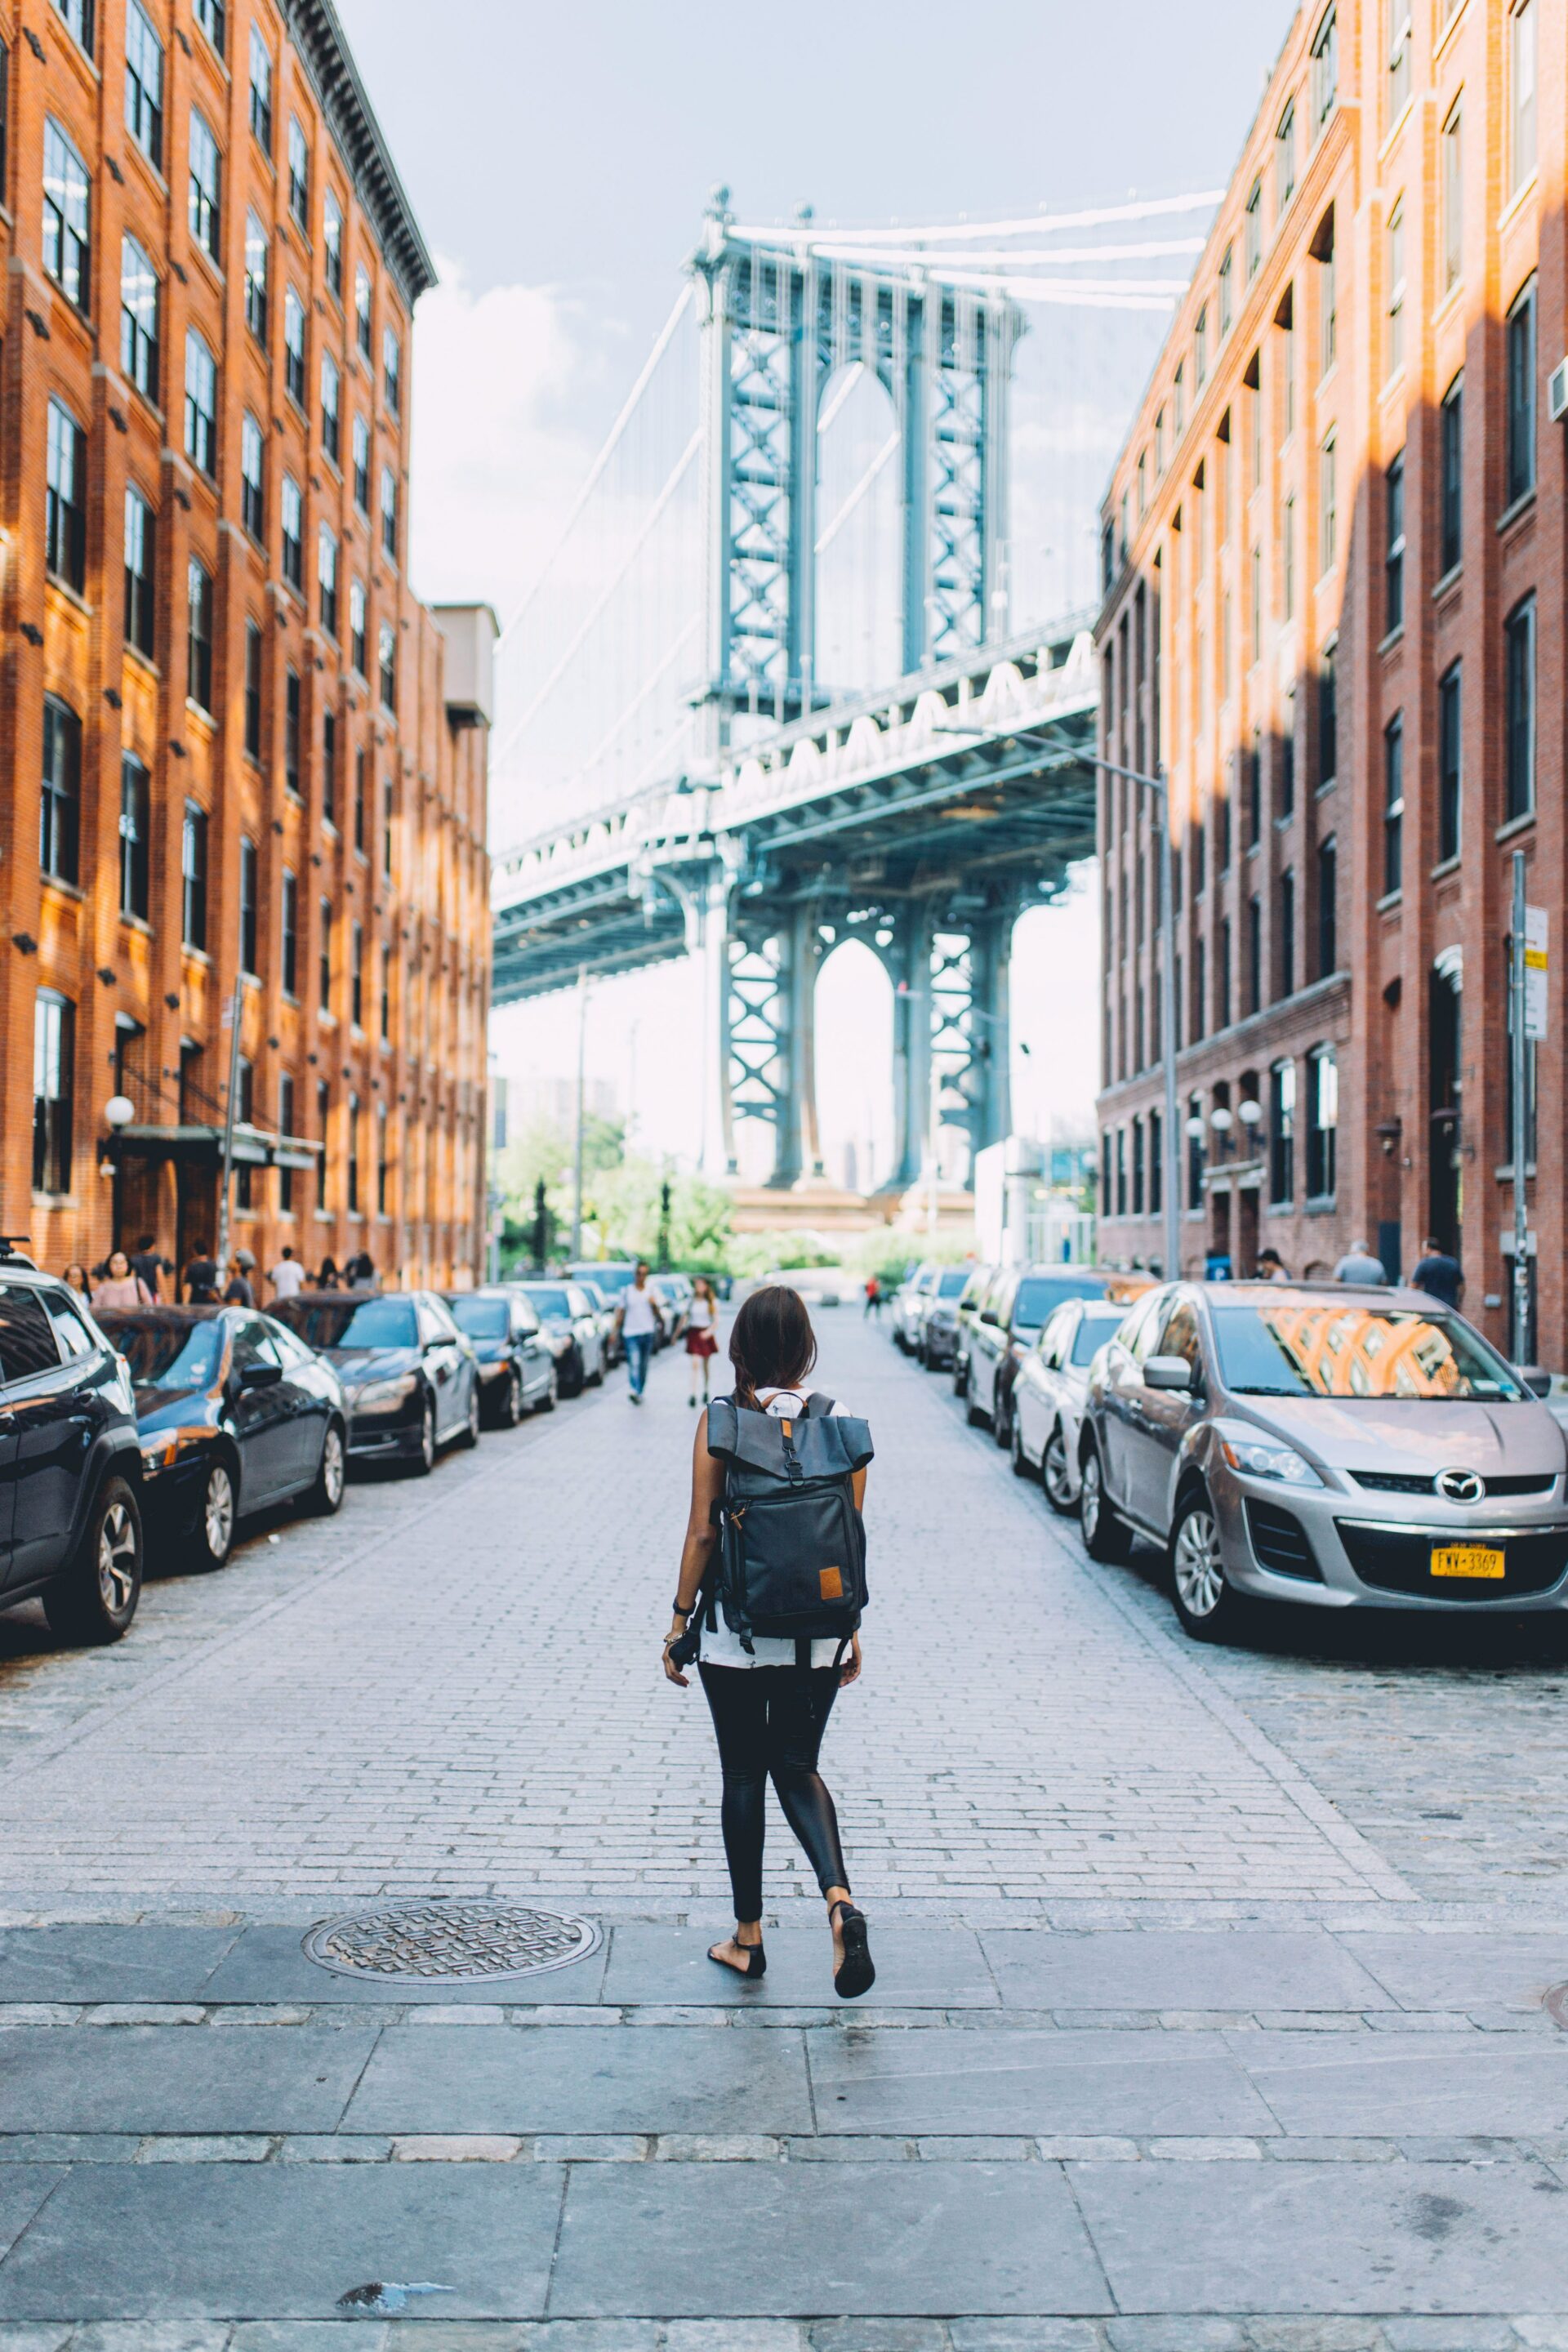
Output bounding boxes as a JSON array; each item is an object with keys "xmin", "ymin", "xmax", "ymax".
[
  {"xmin": 1236, "ymin": 1184, "xmax": 1259, "ymax": 1277},
  {"xmin": 1428, "ymin": 964, "xmax": 1463, "ymax": 1258}
]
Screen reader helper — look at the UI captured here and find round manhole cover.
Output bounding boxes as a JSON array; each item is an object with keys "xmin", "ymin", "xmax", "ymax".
[
  {"xmin": 1546, "ymin": 1983, "xmax": 1568, "ymax": 2030},
  {"xmin": 302, "ymin": 1902, "xmax": 602, "ymax": 1984}
]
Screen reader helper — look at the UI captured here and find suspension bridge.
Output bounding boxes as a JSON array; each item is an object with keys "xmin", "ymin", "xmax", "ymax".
[{"xmin": 488, "ymin": 187, "xmax": 1216, "ymax": 1190}]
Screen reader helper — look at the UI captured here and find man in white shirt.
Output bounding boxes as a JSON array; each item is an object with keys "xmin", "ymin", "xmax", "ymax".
[
  {"xmin": 616, "ymin": 1262, "xmax": 664, "ymax": 1403},
  {"xmin": 270, "ymin": 1245, "xmax": 306, "ymax": 1301},
  {"xmin": 1334, "ymin": 1239, "xmax": 1388, "ymax": 1285}
]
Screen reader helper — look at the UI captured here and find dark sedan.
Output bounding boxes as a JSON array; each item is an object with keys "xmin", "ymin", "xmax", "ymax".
[
  {"xmin": 97, "ymin": 1306, "xmax": 348, "ymax": 1571},
  {"xmin": 274, "ymin": 1291, "xmax": 479, "ymax": 1473},
  {"xmin": 442, "ymin": 1290, "xmax": 557, "ymax": 1425}
]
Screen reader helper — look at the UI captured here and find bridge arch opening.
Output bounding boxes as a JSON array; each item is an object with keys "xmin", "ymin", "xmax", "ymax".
[
  {"xmin": 814, "ymin": 933, "xmax": 894, "ymax": 1196},
  {"xmin": 814, "ymin": 363, "xmax": 903, "ymax": 702}
]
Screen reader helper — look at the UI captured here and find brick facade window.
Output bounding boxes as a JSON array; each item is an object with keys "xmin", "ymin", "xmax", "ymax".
[
  {"xmin": 1278, "ymin": 869, "xmax": 1295, "ymax": 1000},
  {"xmin": 45, "ymin": 399, "xmax": 86, "ymax": 587},
  {"xmin": 321, "ymin": 353, "xmax": 341, "ymax": 466},
  {"xmin": 1311, "ymin": 5, "xmax": 1337, "ymax": 132},
  {"xmin": 318, "ymin": 899, "xmax": 332, "ymax": 1012},
  {"xmin": 354, "ymin": 750, "xmax": 367, "ymax": 853},
  {"xmin": 1275, "ymin": 97, "xmax": 1296, "ymax": 216},
  {"xmin": 378, "ymin": 621, "xmax": 397, "ymax": 715},
  {"xmin": 192, "ymin": 0, "xmax": 224, "ymax": 56},
  {"xmin": 287, "ymin": 115, "xmax": 310, "ymax": 229},
  {"xmin": 1440, "ymin": 376, "xmax": 1463, "ymax": 573},
  {"xmin": 185, "ymin": 332, "xmax": 216, "ymax": 474},
  {"xmin": 1388, "ymin": 0, "xmax": 1411, "ymax": 124},
  {"xmin": 280, "ymin": 474, "xmax": 303, "ymax": 591},
  {"xmin": 187, "ymin": 558, "xmax": 214, "ymax": 711},
  {"xmin": 248, "ymin": 24, "xmax": 273, "ymax": 154},
  {"xmin": 120, "ymin": 234, "xmax": 159, "ymax": 400},
  {"xmin": 355, "ymin": 265, "xmax": 372, "ymax": 358},
  {"xmin": 1247, "ymin": 894, "xmax": 1262, "ymax": 1015},
  {"xmin": 1383, "ymin": 453, "xmax": 1404, "ymax": 633},
  {"xmin": 380, "ymin": 466, "xmax": 399, "ymax": 563},
  {"xmin": 189, "ymin": 110, "xmax": 221, "ymax": 259},
  {"xmin": 119, "ymin": 754, "xmax": 150, "ymax": 921},
  {"xmin": 1316, "ymin": 836, "xmax": 1337, "ymax": 976},
  {"xmin": 350, "ymin": 578, "xmax": 367, "ymax": 677},
  {"xmin": 1268, "ymin": 1058, "xmax": 1296, "ymax": 1205},
  {"xmin": 352, "ymin": 415, "xmax": 370, "ymax": 512},
  {"xmin": 1506, "ymin": 278, "xmax": 1536, "ymax": 504},
  {"xmin": 1383, "ymin": 715, "xmax": 1405, "ymax": 893},
  {"xmin": 318, "ymin": 526, "xmax": 339, "ymax": 639},
  {"xmin": 42, "ymin": 118, "xmax": 91, "ymax": 311},
  {"xmin": 241, "ymin": 412, "xmax": 265, "ymax": 541},
  {"xmin": 1442, "ymin": 103, "xmax": 1463, "ymax": 292},
  {"xmin": 41, "ymin": 696, "xmax": 81, "ymax": 884},
  {"xmin": 124, "ymin": 0, "xmax": 164, "ymax": 169},
  {"xmin": 1245, "ymin": 178, "xmax": 1261, "ymax": 278},
  {"xmin": 51, "ymin": 0, "xmax": 93, "ymax": 56},
  {"xmin": 244, "ymin": 209, "xmax": 270, "ymax": 342},
  {"xmin": 284, "ymin": 287, "xmax": 307, "ymax": 408},
  {"xmin": 1438, "ymin": 662, "xmax": 1462, "ymax": 862},
  {"xmin": 323, "ymin": 708, "xmax": 338, "ymax": 823},
  {"xmin": 181, "ymin": 800, "xmax": 207, "ymax": 950},
  {"xmin": 384, "ymin": 325, "xmax": 401, "ymax": 414},
  {"xmin": 243, "ymin": 621, "xmax": 263, "ymax": 758},
  {"xmin": 1505, "ymin": 597, "xmax": 1536, "ymax": 821},
  {"xmin": 278, "ymin": 1072, "xmax": 296, "ymax": 1209},
  {"xmin": 239, "ymin": 835, "xmax": 259, "ymax": 976},
  {"xmin": 323, "ymin": 189, "xmax": 344, "ymax": 299},
  {"xmin": 33, "ymin": 991, "xmax": 75, "ymax": 1196},
  {"xmin": 1511, "ymin": 0, "xmax": 1537, "ymax": 194},
  {"xmin": 1386, "ymin": 205, "xmax": 1405, "ymax": 379},
  {"xmin": 280, "ymin": 871, "xmax": 298, "ymax": 997},
  {"xmin": 1316, "ymin": 644, "xmax": 1337, "ymax": 785},
  {"xmin": 351, "ymin": 921, "xmax": 363, "ymax": 1028},
  {"xmin": 123, "ymin": 486, "xmax": 156, "ymax": 657},
  {"xmin": 284, "ymin": 669, "xmax": 301, "ymax": 796},
  {"xmin": 1307, "ymin": 1048, "xmax": 1338, "ymax": 1200}
]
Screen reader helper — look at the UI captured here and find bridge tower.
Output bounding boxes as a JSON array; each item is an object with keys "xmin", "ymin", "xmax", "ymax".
[{"xmin": 688, "ymin": 196, "xmax": 1027, "ymax": 1192}]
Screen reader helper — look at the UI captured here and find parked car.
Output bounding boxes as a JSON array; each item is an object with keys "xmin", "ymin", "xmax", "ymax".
[
  {"xmin": 1011, "ymin": 1297, "xmax": 1141, "ymax": 1513},
  {"xmin": 442, "ymin": 1290, "xmax": 557, "ymax": 1424},
  {"xmin": 100, "ymin": 1305, "xmax": 347, "ymax": 1570},
  {"xmin": 964, "ymin": 1267, "xmax": 1134, "ymax": 1448},
  {"xmin": 646, "ymin": 1274, "xmax": 689, "ymax": 1343},
  {"xmin": 512, "ymin": 1282, "xmax": 604, "ymax": 1395},
  {"xmin": 915, "ymin": 1267, "xmax": 973, "ymax": 1370},
  {"xmin": 1078, "ymin": 1279, "xmax": 1567, "ymax": 1642},
  {"xmin": 950, "ymin": 1263, "xmax": 998, "ymax": 1395},
  {"xmin": 0, "ymin": 1248, "xmax": 145, "ymax": 1644},
  {"xmin": 891, "ymin": 1263, "xmax": 938, "ymax": 1352},
  {"xmin": 570, "ymin": 1279, "xmax": 622, "ymax": 1368},
  {"xmin": 274, "ymin": 1290, "xmax": 479, "ymax": 1472}
]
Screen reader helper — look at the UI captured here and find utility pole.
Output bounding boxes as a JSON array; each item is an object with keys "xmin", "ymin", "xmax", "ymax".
[
  {"xmin": 1096, "ymin": 758, "xmax": 1180, "ymax": 1282},
  {"xmin": 571, "ymin": 964, "xmax": 587, "ymax": 1262}
]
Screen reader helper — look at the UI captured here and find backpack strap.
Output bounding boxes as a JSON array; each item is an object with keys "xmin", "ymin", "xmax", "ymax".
[{"xmin": 801, "ymin": 1392, "xmax": 835, "ymax": 1418}]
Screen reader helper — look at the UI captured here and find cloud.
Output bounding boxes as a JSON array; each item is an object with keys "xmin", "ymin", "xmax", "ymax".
[{"xmin": 408, "ymin": 258, "xmax": 597, "ymax": 621}]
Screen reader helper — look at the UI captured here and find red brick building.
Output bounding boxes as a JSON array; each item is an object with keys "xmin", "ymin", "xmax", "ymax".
[
  {"xmin": 0, "ymin": 0, "xmax": 493, "ymax": 1291},
  {"xmin": 1096, "ymin": 0, "xmax": 1567, "ymax": 1363}
]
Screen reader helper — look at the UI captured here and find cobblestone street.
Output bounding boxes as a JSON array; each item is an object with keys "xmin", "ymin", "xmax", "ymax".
[{"xmin": 3, "ymin": 1313, "xmax": 1568, "ymax": 2343}]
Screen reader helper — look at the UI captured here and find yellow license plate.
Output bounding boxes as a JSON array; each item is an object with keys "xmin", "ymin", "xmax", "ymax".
[{"xmin": 1430, "ymin": 1544, "xmax": 1506, "ymax": 1580}]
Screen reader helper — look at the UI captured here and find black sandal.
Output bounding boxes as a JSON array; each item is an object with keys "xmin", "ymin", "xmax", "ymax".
[
  {"xmin": 708, "ymin": 1937, "xmax": 766, "ymax": 1980},
  {"xmin": 831, "ymin": 1900, "xmax": 875, "ymax": 2000}
]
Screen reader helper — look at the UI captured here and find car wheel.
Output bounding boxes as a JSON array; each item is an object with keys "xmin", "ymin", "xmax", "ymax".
[
  {"xmin": 993, "ymin": 1392, "xmax": 1013, "ymax": 1449},
  {"xmin": 408, "ymin": 1396, "xmax": 436, "ymax": 1477},
  {"xmin": 308, "ymin": 1421, "xmax": 347, "ymax": 1516},
  {"xmin": 459, "ymin": 1383, "xmax": 481, "ymax": 1448},
  {"xmin": 561, "ymin": 1348, "xmax": 585, "ymax": 1400},
  {"xmin": 1009, "ymin": 1414, "xmax": 1031, "ymax": 1479},
  {"xmin": 188, "ymin": 1456, "xmax": 238, "ymax": 1570},
  {"xmin": 1169, "ymin": 1491, "xmax": 1243, "ymax": 1642},
  {"xmin": 1041, "ymin": 1421, "xmax": 1077, "ymax": 1517},
  {"xmin": 586, "ymin": 1349, "xmax": 605, "ymax": 1388},
  {"xmin": 952, "ymin": 1354, "xmax": 969, "ymax": 1398},
  {"xmin": 534, "ymin": 1365, "xmax": 559, "ymax": 1414},
  {"xmin": 43, "ymin": 1476, "xmax": 144, "ymax": 1645},
  {"xmin": 965, "ymin": 1380, "xmax": 989, "ymax": 1429},
  {"xmin": 1080, "ymin": 1442, "xmax": 1132, "ymax": 1563},
  {"xmin": 498, "ymin": 1369, "xmax": 523, "ymax": 1428}
]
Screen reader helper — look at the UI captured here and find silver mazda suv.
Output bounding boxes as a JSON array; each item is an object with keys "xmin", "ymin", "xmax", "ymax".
[{"xmin": 1078, "ymin": 1280, "xmax": 1566, "ymax": 1641}]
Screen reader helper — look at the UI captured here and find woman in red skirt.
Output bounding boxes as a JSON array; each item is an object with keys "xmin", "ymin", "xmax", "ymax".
[{"xmin": 686, "ymin": 1275, "xmax": 719, "ymax": 1407}]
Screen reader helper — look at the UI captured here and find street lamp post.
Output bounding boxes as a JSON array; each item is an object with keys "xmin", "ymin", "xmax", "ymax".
[{"xmin": 1096, "ymin": 757, "xmax": 1180, "ymax": 1281}]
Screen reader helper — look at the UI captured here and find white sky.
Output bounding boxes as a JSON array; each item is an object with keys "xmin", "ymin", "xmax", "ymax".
[{"xmin": 336, "ymin": 0, "xmax": 1299, "ymax": 1177}]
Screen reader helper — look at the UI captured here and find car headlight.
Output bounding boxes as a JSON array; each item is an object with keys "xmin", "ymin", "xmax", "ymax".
[
  {"xmin": 1222, "ymin": 1436, "xmax": 1322, "ymax": 1487},
  {"xmin": 351, "ymin": 1373, "xmax": 416, "ymax": 1412},
  {"xmin": 137, "ymin": 1428, "xmax": 180, "ymax": 1470}
]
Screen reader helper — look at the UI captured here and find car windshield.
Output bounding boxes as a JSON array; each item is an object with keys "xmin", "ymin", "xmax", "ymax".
[
  {"xmin": 286, "ymin": 1296, "xmax": 419, "ymax": 1352},
  {"xmin": 448, "ymin": 1298, "xmax": 509, "ymax": 1339},
  {"xmin": 1210, "ymin": 1302, "xmax": 1527, "ymax": 1401},
  {"xmin": 1071, "ymin": 1307, "xmax": 1129, "ymax": 1365},
  {"xmin": 110, "ymin": 1316, "xmax": 225, "ymax": 1391},
  {"xmin": 1015, "ymin": 1274, "xmax": 1107, "ymax": 1328},
  {"xmin": 936, "ymin": 1270, "xmax": 969, "ymax": 1298},
  {"xmin": 525, "ymin": 1288, "xmax": 572, "ymax": 1319}
]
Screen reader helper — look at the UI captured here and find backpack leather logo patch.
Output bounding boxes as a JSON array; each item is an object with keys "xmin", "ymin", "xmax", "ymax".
[{"xmin": 820, "ymin": 1566, "xmax": 844, "ymax": 1600}]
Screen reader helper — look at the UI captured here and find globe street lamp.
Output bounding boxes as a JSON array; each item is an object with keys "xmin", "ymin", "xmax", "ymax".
[{"xmin": 1098, "ymin": 757, "xmax": 1179, "ymax": 1279}]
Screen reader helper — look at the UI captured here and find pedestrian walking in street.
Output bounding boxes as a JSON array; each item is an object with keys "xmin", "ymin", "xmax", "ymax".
[
  {"xmin": 863, "ymin": 1274, "xmax": 881, "ymax": 1319},
  {"xmin": 270, "ymin": 1245, "xmax": 305, "ymax": 1301},
  {"xmin": 617, "ymin": 1261, "xmax": 664, "ymax": 1404},
  {"xmin": 345, "ymin": 1248, "xmax": 376, "ymax": 1290},
  {"xmin": 1257, "ymin": 1247, "xmax": 1290, "ymax": 1282},
  {"xmin": 1410, "ymin": 1236, "xmax": 1464, "ymax": 1310},
  {"xmin": 129, "ymin": 1234, "xmax": 172, "ymax": 1301},
  {"xmin": 91, "ymin": 1250, "xmax": 154, "ymax": 1311},
  {"xmin": 223, "ymin": 1250, "xmax": 257, "ymax": 1308},
  {"xmin": 663, "ymin": 1283, "xmax": 875, "ymax": 1998},
  {"xmin": 62, "ymin": 1261, "xmax": 91, "ymax": 1299},
  {"xmin": 686, "ymin": 1276, "xmax": 719, "ymax": 1407},
  {"xmin": 183, "ymin": 1242, "xmax": 220, "ymax": 1303},
  {"xmin": 315, "ymin": 1255, "xmax": 342, "ymax": 1290},
  {"xmin": 1334, "ymin": 1238, "xmax": 1388, "ymax": 1285}
]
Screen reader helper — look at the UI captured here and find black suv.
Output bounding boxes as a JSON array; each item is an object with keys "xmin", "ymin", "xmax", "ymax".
[{"xmin": 0, "ymin": 1245, "xmax": 145, "ymax": 1642}]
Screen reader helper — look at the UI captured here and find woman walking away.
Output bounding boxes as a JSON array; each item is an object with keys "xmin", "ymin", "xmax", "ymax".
[
  {"xmin": 663, "ymin": 1285, "xmax": 875, "ymax": 1997},
  {"xmin": 617, "ymin": 1261, "xmax": 663, "ymax": 1405},
  {"xmin": 91, "ymin": 1250, "xmax": 154, "ymax": 1310},
  {"xmin": 686, "ymin": 1276, "xmax": 719, "ymax": 1407}
]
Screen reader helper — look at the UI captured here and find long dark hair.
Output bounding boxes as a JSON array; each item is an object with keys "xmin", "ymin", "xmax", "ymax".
[{"xmin": 728, "ymin": 1283, "xmax": 817, "ymax": 1410}]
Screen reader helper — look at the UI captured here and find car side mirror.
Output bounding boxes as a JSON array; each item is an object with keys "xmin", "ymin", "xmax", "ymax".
[
  {"xmin": 1519, "ymin": 1365, "xmax": 1552, "ymax": 1398},
  {"xmin": 980, "ymin": 1309, "xmax": 1000, "ymax": 1326},
  {"xmin": 1143, "ymin": 1354, "xmax": 1194, "ymax": 1392},
  {"xmin": 238, "ymin": 1360, "xmax": 284, "ymax": 1391}
]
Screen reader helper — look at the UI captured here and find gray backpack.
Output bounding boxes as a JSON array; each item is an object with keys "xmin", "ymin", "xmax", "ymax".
[{"xmin": 691, "ymin": 1392, "xmax": 873, "ymax": 1667}]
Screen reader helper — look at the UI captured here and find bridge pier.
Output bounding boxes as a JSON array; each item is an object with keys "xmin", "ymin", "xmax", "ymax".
[
  {"xmin": 882, "ymin": 898, "xmax": 1017, "ymax": 1196},
  {"xmin": 723, "ymin": 901, "xmax": 825, "ymax": 1190}
]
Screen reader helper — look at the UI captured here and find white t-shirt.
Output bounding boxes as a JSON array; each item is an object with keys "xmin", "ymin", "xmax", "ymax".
[
  {"xmin": 622, "ymin": 1287, "xmax": 660, "ymax": 1338},
  {"xmin": 688, "ymin": 1295, "xmax": 716, "ymax": 1334},
  {"xmin": 699, "ymin": 1385, "xmax": 855, "ymax": 1671},
  {"xmin": 270, "ymin": 1258, "xmax": 305, "ymax": 1299}
]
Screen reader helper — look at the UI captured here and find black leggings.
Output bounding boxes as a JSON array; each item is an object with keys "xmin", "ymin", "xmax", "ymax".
[{"xmin": 698, "ymin": 1662, "xmax": 849, "ymax": 1921}]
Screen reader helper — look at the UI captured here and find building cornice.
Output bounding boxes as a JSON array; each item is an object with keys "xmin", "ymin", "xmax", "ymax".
[{"xmin": 283, "ymin": 0, "xmax": 436, "ymax": 310}]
